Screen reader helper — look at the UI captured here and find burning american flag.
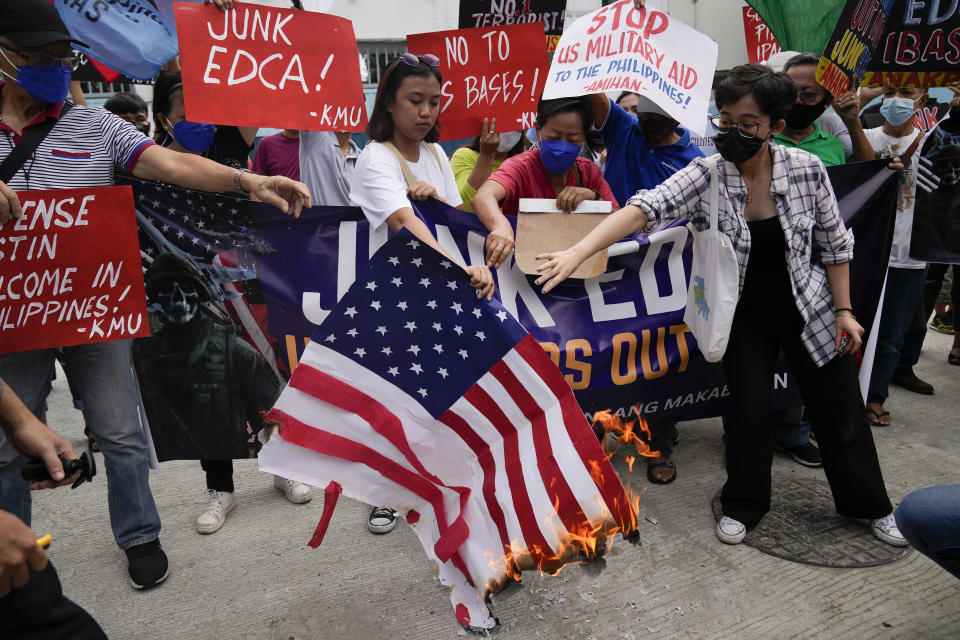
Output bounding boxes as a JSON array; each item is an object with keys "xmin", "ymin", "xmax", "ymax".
[{"xmin": 258, "ymin": 233, "xmax": 638, "ymax": 630}]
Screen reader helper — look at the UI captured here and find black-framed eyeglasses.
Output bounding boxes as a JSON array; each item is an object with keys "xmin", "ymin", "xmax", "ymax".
[
  {"xmin": 400, "ymin": 53, "xmax": 440, "ymax": 68},
  {"xmin": 797, "ymin": 90, "xmax": 826, "ymax": 106},
  {"xmin": 710, "ymin": 115, "xmax": 773, "ymax": 139},
  {"xmin": 0, "ymin": 44, "xmax": 80, "ymax": 72}
]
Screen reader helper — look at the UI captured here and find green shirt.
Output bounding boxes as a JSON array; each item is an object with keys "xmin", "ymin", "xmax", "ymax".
[
  {"xmin": 774, "ymin": 122, "xmax": 845, "ymax": 167},
  {"xmin": 450, "ymin": 148, "xmax": 506, "ymax": 213}
]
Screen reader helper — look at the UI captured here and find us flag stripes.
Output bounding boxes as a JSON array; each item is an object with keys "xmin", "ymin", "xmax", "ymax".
[{"xmin": 258, "ymin": 232, "xmax": 638, "ymax": 630}]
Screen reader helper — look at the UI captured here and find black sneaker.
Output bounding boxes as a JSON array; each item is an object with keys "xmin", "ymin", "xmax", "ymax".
[
  {"xmin": 125, "ymin": 539, "xmax": 169, "ymax": 590},
  {"xmin": 778, "ymin": 442, "xmax": 822, "ymax": 468}
]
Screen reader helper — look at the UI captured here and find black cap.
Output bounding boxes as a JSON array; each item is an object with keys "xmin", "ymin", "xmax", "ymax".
[{"xmin": 0, "ymin": 0, "xmax": 88, "ymax": 49}]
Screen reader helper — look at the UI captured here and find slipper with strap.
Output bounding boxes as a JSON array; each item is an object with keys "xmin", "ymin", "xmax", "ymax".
[
  {"xmin": 866, "ymin": 407, "xmax": 890, "ymax": 427},
  {"xmin": 646, "ymin": 459, "xmax": 677, "ymax": 485}
]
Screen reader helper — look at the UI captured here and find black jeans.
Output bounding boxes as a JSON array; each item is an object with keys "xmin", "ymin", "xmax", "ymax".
[
  {"xmin": 201, "ymin": 459, "xmax": 234, "ymax": 493},
  {"xmin": 720, "ymin": 306, "xmax": 892, "ymax": 528},
  {"xmin": 0, "ymin": 563, "xmax": 107, "ymax": 639}
]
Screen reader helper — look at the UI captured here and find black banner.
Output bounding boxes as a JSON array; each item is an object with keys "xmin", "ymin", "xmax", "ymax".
[
  {"xmin": 911, "ymin": 111, "xmax": 960, "ymax": 263},
  {"xmin": 816, "ymin": 0, "xmax": 894, "ymax": 97},
  {"xmin": 863, "ymin": 0, "xmax": 960, "ymax": 88}
]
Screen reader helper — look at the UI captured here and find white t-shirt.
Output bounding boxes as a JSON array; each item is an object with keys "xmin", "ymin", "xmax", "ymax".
[
  {"xmin": 350, "ymin": 141, "xmax": 462, "ymax": 230},
  {"xmin": 864, "ymin": 127, "xmax": 926, "ymax": 270}
]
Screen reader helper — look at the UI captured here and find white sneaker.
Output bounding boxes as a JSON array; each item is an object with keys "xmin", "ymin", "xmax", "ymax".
[
  {"xmin": 872, "ymin": 513, "xmax": 908, "ymax": 547},
  {"xmin": 196, "ymin": 490, "xmax": 236, "ymax": 534},
  {"xmin": 716, "ymin": 516, "xmax": 746, "ymax": 544},
  {"xmin": 368, "ymin": 506, "xmax": 398, "ymax": 534},
  {"xmin": 273, "ymin": 475, "xmax": 313, "ymax": 504}
]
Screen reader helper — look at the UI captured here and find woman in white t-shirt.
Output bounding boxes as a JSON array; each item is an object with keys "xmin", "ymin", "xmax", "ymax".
[{"xmin": 349, "ymin": 53, "xmax": 495, "ymax": 535}]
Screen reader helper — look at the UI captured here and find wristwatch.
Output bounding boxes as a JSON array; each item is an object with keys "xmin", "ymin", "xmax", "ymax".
[
  {"xmin": 234, "ymin": 168, "xmax": 254, "ymax": 195},
  {"xmin": 591, "ymin": 188, "xmax": 601, "ymax": 201}
]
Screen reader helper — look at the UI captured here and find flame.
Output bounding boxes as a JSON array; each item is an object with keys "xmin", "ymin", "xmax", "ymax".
[
  {"xmin": 482, "ymin": 408, "xmax": 658, "ymax": 595},
  {"xmin": 591, "ymin": 407, "xmax": 661, "ymax": 461}
]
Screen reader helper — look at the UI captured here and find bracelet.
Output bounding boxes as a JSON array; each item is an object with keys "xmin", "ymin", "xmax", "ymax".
[
  {"xmin": 836, "ymin": 309, "xmax": 856, "ymax": 320},
  {"xmin": 233, "ymin": 168, "xmax": 254, "ymax": 195},
  {"xmin": 591, "ymin": 188, "xmax": 601, "ymax": 201}
]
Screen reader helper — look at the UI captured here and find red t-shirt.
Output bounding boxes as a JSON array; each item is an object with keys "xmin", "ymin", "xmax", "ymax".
[{"xmin": 489, "ymin": 149, "xmax": 618, "ymax": 216}]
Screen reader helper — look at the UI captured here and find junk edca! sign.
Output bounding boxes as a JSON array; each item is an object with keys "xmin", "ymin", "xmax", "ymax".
[
  {"xmin": 174, "ymin": 1, "xmax": 368, "ymax": 131},
  {"xmin": 816, "ymin": 0, "xmax": 894, "ymax": 97},
  {"xmin": 459, "ymin": 0, "xmax": 567, "ymax": 52},
  {"xmin": 862, "ymin": 0, "xmax": 960, "ymax": 88},
  {"xmin": 541, "ymin": 0, "xmax": 717, "ymax": 136},
  {"xmin": 0, "ymin": 187, "xmax": 149, "ymax": 354},
  {"xmin": 407, "ymin": 23, "xmax": 550, "ymax": 138}
]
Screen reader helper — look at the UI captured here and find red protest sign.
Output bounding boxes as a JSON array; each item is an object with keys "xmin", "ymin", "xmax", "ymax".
[
  {"xmin": 742, "ymin": 6, "xmax": 780, "ymax": 64},
  {"xmin": 174, "ymin": 1, "xmax": 367, "ymax": 132},
  {"xmin": 0, "ymin": 186, "xmax": 149, "ymax": 354},
  {"xmin": 407, "ymin": 23, "xmax": 550, "ymax": 140}
]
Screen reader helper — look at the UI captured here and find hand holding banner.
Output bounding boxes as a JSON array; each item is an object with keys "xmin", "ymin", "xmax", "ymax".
[
  {"xmin": 407, "ymin": 23, "xmax": 550, "ymax": 139},
  {"xmin": 541, "ymin": 0, "xmax": 717, "ymax": 136},
  {"xmin": 0, "ymin": 187, "xmax": 149, "ymax": 354},
  {"xmin": 174, "ymin": 1, "xmax": 367, "ymax": 131}
]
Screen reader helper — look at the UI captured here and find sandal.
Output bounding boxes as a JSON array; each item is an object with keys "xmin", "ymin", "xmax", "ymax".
[
  {"xmin": 646, "ymin": 458, "xmax": 677, "ymax": 485},
  {"xmin": 84, "ymin": 425, "xmax": 100, "ymax": 453},
  {"xmin": 866, "ymin": 407, "xmax": 890, "ymax": 427}
]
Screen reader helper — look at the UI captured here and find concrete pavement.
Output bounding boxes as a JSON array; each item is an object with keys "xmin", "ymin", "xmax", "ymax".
[{"xmin": 31, "ymin": 331, "xmax": 960, "ymax": 639}]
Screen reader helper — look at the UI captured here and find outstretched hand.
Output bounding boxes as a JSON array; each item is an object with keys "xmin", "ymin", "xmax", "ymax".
[
  {"xmin": 249, "ymin": 176, "xmax": 312, "ymax": 218},
  {"xmin": 534, "ymin": 247, "xmax": 585, "ymax": 294}
]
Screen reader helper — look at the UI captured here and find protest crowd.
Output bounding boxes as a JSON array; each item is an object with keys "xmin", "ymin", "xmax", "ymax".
[{"xmin": 0, "ymin": 0, "xmax": 958, "ymax": 637}]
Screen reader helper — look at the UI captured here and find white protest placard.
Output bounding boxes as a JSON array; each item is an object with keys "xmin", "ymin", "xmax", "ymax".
[{"xmin": 541, "ymin": 0, "xmax": 717, "ymax": 136}]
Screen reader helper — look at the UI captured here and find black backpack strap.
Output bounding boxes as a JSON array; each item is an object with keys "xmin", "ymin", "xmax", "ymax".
[{"xmin": 0, "ymin": 101, "xmax": 73, "ymax": 184}]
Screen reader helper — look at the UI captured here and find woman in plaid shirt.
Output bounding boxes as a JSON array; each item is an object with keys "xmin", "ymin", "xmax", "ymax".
[{"xmin": 534, "ymin": 64, "xmax": 905, "ymax": 548}]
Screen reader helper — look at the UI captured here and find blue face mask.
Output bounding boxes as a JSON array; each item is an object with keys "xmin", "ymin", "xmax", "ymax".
[
  {"xmin": 879, "ymin": 97, "xmax": 918, "ymax": 127},
  {"xmin": 0, "ymin": 50, "xmax": 71, "ymax": 104},
  {"xmin": 171, "ymin": 120, "xmax": 216, "ymax": 153},
  {"xmin": 538, "ymin": 138, "xmax": 580, "ymax": 174}
]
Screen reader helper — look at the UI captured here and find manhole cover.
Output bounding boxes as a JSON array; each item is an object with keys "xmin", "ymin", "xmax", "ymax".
[{"xmin": 711, "ymin": 477, "xmax": 909, "ymax": 567}]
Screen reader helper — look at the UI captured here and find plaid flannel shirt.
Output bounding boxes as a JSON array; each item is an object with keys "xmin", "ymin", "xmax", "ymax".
[{"xmin": 627, "ymin": 146, "xmax": 853, "ymax": 367}]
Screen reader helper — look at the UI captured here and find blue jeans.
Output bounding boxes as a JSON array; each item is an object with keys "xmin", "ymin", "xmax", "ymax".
[
  {"xmin": 895, "ymin": 485, "xmax": 960, "ymax": 580},
  {"xmin": 0, "ymin": 340, "xmax": 161, "ymax": 550},
  {"xmin": 772, "ymin": 406, "xmax": 810, "ymax": 447},
  {"xmin": 868, "ymin": 267, "xmax": 926, "ymax": 405}
]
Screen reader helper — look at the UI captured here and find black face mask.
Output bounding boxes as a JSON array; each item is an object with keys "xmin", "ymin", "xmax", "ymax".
[
  {"xmin": 714, "ymin": 130, "xmax": 767, "ymax": 164},
  {"xmin": 784, "ymin": 99, "xmax": 829, "ymax": 131},
  {"xmin": 135, "ymin": 123, "xmax": 151, "ymax": 136}
]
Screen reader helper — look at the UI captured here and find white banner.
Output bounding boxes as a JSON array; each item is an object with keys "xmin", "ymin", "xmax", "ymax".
[{"xmin": 541, "ymin": 0, "xmax": 717, "ymax": 136}]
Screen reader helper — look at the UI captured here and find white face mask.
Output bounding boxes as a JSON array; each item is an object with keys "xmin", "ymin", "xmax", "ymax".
[{"xmin": 497, "ymin": 130, "xmax": 523, "ymax": 153}]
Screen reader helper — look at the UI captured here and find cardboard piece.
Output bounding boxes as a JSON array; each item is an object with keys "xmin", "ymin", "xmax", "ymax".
[
  {"xmin": 514, "ymin": 198, "xmax": 612, "ymax": 279},
  {"xmin": 174, "ymin": 1, "xmax": 368, "ymax": 131},
  {"xmin": 407, "ymin": 23, "xmax": 550, "ymax": 140},
  {"xmin": 0, "ymin": 186, "xmax": 150, "ymax": 354}
]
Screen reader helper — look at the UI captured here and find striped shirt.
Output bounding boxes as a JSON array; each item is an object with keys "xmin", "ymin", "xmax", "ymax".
[
  {"xmin": 0, "ymin": 99, "xmax": 154, "ymax": 191},
  {"xmin": 627, "ymin": 146, "xmax": 853, "ymax": 367}
]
